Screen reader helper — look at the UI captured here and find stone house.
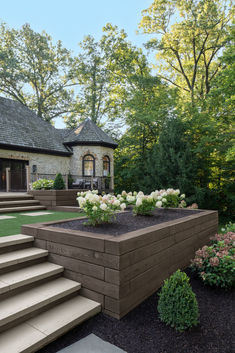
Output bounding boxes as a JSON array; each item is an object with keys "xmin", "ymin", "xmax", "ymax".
[{"xmin": 0, "ymin": 97, "xmax": 117, "ymax": 191}]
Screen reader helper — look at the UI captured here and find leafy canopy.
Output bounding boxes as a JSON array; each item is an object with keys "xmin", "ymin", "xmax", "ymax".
[
  {"xmin": 0, "ymin": 23, "xmax": 77, "ymax": 122},
  {"xmin": 139, "ymin": 0, "xmax": 234, "ymax": 103}
]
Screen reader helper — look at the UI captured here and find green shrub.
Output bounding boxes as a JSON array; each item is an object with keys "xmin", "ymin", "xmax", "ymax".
[
  {"xmin": 32, "ymin": 179, "xmax": 54, "ymax": 190},
  {"xmin": 191, "ymin": 231, "xmax": 235, "ymax": 289},
  {"xmin": 53, "ymin": 173, "xmax": 65, "ymax": 190},
  {"xmin": 157, "ymin": 270, "xmax": 199, "ymax": 331}
]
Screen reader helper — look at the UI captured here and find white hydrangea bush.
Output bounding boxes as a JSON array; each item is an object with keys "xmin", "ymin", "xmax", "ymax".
[
  {"xmin": 77, "ymin": 190, "xmax": 126, "ymax": 226},
  {"xmin": 133, "ymin": 189, "xmax": 186, "ymax": 215},
  {"xmin": 116, "ymin": 191, "xmax": 137, "ymax": 206}
]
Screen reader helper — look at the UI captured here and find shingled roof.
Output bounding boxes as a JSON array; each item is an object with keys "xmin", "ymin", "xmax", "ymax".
[
  {"xmin": 63, "ymin": 119, "xmax": 118, "ymax": 148},
  {"xmin": 0, "ymin": 97, "xmax": 72, "ymax": 155},
  {"xmin": 0, "ymin": 97, "xmax": 118, "ymax": 155}
]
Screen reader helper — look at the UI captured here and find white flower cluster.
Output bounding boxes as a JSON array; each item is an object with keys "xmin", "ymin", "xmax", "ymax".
[
  {"xmin": 134, "ymin": 189, "xmax": 185, "ymax": 209},
  {"xmin": 116, "ymin": 191, "xmax": 137, "ymax": 205},
  {"xmin": 77, "ymin": 190, "xmax": 126, "ymax": 213}
]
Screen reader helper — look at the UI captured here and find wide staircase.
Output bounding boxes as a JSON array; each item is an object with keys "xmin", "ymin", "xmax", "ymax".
[
  {"xmin": 0, "ymin": 234, "xmax": 101, "ymax": 353},
  {"xmin": 0, "ymin": 193, "xmax": 46, "ymax": 213}
]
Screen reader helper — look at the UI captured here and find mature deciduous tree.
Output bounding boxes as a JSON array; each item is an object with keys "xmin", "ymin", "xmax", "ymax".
[
  {"xmin": 139, "ymin": 0, "xmax": 234, "ymax": 104},
  {"xmin": 64, "ymin": 35, "xmax": 117, "ymax": 127},
  {"xmin": 0, "ymin": 23, "xmax": 76, "ymax": 122}
]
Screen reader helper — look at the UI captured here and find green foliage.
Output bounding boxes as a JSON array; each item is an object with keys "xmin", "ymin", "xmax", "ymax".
[
  {"xmin": 0, "ymin": 23, "xmax": 76, "ymax": 122},
  {"xmin": 139, "ymin": 0, "xmax": 234, "ymax": 103},
  {"xmin": 65, "ymin": 35, "xmax": 115, "ymax": 127},
  {"xmin": 191, "ymin": 232, "xmax": 235, "ymax": 289},
  {"xmin": 144, "ymin": 118, "xmax": 196, "ymax": 196},
  {"xmin": 157, "ymin": 270, "xmax": 199, "ymax": 331},
  {"xmin": 221, "ymin": 222, "xmax": 235, "ymax": 233},
  {"xmin": 133, "ymin": 197, "xmax": 156, "ymax": 216},
  {"xmin": 53, "ymin": 173, "xmax": 65, "ymax": 190},
  {"xmin": 32, "ymin": 179, "xmax": 54, "ymax": 190}
]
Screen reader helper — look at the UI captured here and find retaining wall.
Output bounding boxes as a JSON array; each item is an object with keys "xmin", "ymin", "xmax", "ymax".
[
  {"xmin": 22, "ymin": 209, "xmax": 218, "ymax": 319},
  {"xmin": 30, "ymin": 190, "xmax": 82, "ymax": 208}
]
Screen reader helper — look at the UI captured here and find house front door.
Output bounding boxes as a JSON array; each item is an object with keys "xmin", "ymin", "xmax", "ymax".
[{"xmin": 0, "ymin": 158, "xmax": 29, "ymax": 191}]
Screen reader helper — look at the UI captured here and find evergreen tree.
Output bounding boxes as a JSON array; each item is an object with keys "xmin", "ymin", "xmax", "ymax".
[
  {"xmin": 145, "ymin": 118, "xmax": 196, "ymax": 197},
  {"xmin": 53, "ymin": 173, "xmax": 65, "ymax": 190}
]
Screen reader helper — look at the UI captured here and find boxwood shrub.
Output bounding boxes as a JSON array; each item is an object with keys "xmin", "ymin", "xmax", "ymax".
[{"xmin": 157, "ymin": 270, "xmax": 199, "ymax": 331}]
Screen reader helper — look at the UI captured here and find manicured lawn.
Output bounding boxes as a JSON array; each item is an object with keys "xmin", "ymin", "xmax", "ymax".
[{"xmin": 0, "ymin": 211, "xmax": 85, "ymax": 237}]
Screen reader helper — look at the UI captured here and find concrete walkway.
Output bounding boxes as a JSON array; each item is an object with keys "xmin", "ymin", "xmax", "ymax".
[{"xmin": 58, "ymin": 334, "xmax": 126, "ymax": 353}]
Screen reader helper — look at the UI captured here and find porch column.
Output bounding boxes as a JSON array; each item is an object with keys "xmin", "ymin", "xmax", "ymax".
[
  {"xmin": 65, "ymin": 174, "xmax": 69, "ymax": 190},
  {"xmin": 6, "ymin": 168, "xmax": 11, "ymax": 193},
  {"xmin": 26, "ymin": 166, "xmax": 31, "ymax": 192}
]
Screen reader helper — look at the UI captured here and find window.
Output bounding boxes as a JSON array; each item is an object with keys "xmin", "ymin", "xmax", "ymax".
[
  {"xmin": 103, "ymin": 155, "xmax": 110, "ymax": 176},
  {"xmin": 83, "ymin": 154, "xmax": 95, "ymax": 176}
]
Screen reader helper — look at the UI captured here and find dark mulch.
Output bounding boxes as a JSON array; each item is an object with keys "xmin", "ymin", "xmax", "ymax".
[
  {"xmin": 52, "ymin": 209, "xmax": 201, "ymax": 236},
  {"xmin": 38, "ymin": 269, "xmax": 234, "ymax": 353}
]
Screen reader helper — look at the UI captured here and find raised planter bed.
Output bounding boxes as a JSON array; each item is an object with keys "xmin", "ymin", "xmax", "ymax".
[
  {"xmin": 22, "ymin": 208, "xmax": 218, "ymax": 319},
  {"xmin": 30, "ymin": 189, "xmax": 83, "ymax": 208}
]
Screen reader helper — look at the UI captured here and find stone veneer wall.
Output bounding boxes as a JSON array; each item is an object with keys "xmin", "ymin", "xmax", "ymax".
[
  {"xmin": 0, "ymin": 145, "xmax": 114, "ymax": 179},
  {"xmin": 22, "ymin": 209, "xmax": 218, "ymax": 319},
  {"xmin": 69, "ymin": 145, "xmax": 114, "ymax": 177},
  {"xmin": 0, "ymin": 149, "xmax": 70, "ymax": 175}
]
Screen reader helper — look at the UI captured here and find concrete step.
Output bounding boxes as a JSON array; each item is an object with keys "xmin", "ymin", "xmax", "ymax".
[
  {"xmin": 0, "ymin": 234, "xmax": 34, "ymax": 249},
  {"xmin": 0, "ymin": 262, "xmax": 64, "ymax": 295},
  {"xmin": 0, "ymin": 277, "xmax": 81, "ymax": 330},
  {"xmin": 0, "ymin": 200, "xmax": 40, "ymax": 208},
  {"xmin": 0, "ymin": 205, "xmax": 46, "ymax": 213},
  {"xmin": 0, "ymin": 194, "xmax": 34, "ymax": 202},
  {"xmin": 0, "ymin": 247, "xmax": 48, "ymax": 270},
  {"xmin": 0, "ymin": 295, "xmax": 101, "ymax": 353}
]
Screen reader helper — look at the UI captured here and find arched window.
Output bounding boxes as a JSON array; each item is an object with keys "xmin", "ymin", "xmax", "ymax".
[
  {"xmin": 103, "ymin": 155, "xmax": 110, "ymax": 176},
  {"xmin": 83, "ymin": 154, "xmax": 95, "ymax": 176}
]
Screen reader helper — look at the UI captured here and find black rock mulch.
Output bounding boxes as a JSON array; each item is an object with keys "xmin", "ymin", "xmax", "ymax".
[
  {"xmin": 52, "ymin": 209, "xmax": 201, "ymax": 236},
  {"xmin": 38, "ymin": 269, "xmax": 234, "ymax": 353}
]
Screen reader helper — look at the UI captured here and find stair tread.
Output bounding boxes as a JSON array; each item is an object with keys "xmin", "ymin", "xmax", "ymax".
[
  {"xmin": 0, "ymin": 200, "xmax": 40, "ymax": 206},
  {"xmin": 0, "ymin": 247, "xmax": 48, "ymax": 269},
  {"xmin": 0, "ymin": 195, "xmax": 33, "ymax": 200},
  {"xmin": 0, "ymin": 277, "xmax": 81, "ymax": 327},
  {"xmin": 0, "ymin": 295, "xmax": 101, "ymax": 353},
  {"xmin": 0, "ymin": 234, "xmax": 34, "ymax": 248},
  {"xmin": 0, "ymin": 262, "xmax": 63, "ymax": 294},
  {"xmin": 0, "ymin": 205, "xmax": 46, "ymax": 213}
]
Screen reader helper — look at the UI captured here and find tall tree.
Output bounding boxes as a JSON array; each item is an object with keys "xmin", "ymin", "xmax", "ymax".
[
  {"xmin": 0, "ymin": 23, "xmax": 76, "ymax": 122},
  {"xmin": 64, "ymin": 35, "xmax": 117, "ymax": 127},
  {"xmin": 139, "ymin": 0, "xmax": 234, "ymax": 104}
]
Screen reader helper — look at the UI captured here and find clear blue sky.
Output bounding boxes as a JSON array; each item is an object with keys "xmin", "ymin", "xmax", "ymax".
[
  {"xmin": 1, "ymin": 0, "xmax": 152, "ymax": 53},
  {"xmin": 1, "ymin": 0, "xmax": 153, "ymax": 127}
]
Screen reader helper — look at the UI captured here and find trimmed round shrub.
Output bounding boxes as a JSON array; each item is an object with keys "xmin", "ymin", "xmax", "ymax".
[
  {"xmin": 53, "ymin": 173, "xmax": 65, "ymax": 190},
  {"xmin": 157, "ymin": 270, "xmax": 199, "ymax": 331}
]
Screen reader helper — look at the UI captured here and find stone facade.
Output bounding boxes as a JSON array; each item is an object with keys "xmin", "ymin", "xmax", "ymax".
[
  {"xmin": 0, "ymin": 149, "xmax": 70, "ymax": 175},
  {"xmin": 0, "ymin": 146, "xmax": 114, "ymax": 182},
  {"xmin": 70, "ymin": 145, "xmax": 114, "ymax": 177}
]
